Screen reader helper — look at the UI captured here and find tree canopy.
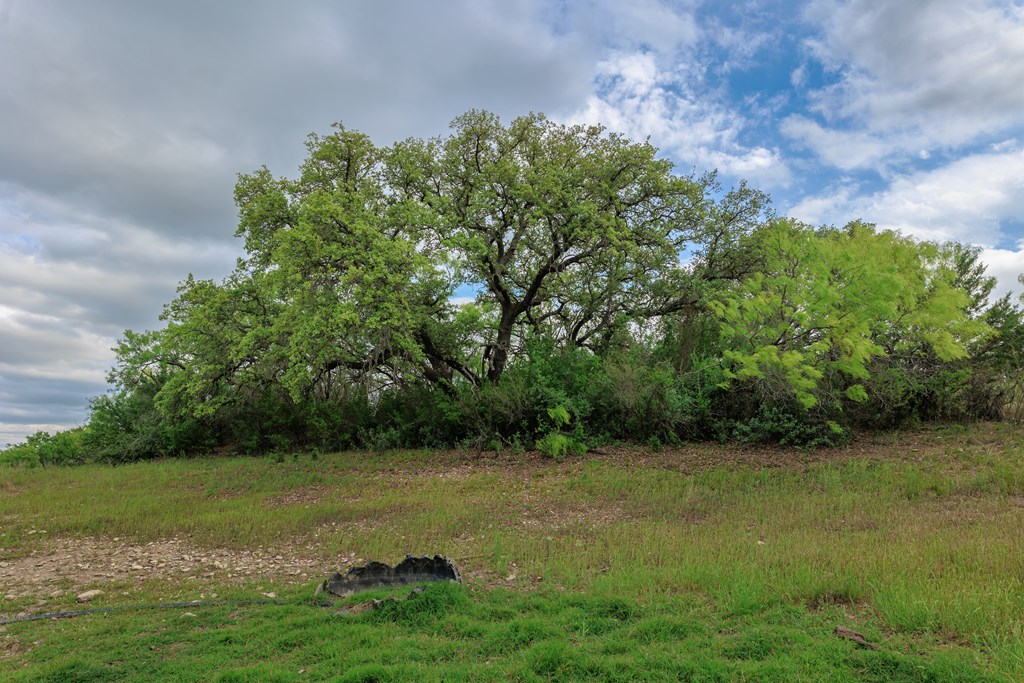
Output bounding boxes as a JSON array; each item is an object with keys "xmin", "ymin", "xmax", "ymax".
[
  {"xmin": 66, "ymin": 110, "xmax": 1024, "ymax": 459},
  {"xmin": 153, "ymin": 112, "xmax": 772, "ymax": 404}
]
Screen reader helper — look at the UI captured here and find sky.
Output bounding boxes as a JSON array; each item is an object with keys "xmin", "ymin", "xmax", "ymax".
[{"xmin": 1, "ymin": 0, "xmax": 1023, "ymax": 446}]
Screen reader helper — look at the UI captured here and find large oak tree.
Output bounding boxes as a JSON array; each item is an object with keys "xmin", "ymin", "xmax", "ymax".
[
  {"xmin": 141, "ymin": 111, "xmax": 767, "ymax": 414},
  {"xmin": 106, "ymin": 110, "xmax": 995, "ymax": 437}
]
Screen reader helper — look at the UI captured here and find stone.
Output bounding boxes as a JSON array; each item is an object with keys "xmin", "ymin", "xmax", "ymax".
[{"xmin": 76, "ymin": 589, "xmax": 103, "ymax": 603}]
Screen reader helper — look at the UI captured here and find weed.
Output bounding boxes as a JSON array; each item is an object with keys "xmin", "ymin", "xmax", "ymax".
[{"xmin": 1, "ymin": 424, "xmax": 1022, "ymax": 679}]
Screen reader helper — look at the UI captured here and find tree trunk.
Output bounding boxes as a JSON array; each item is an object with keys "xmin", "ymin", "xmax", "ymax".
[{"xmin": 487, "ymin": 313, "xmax": 516, "ymax": 382}]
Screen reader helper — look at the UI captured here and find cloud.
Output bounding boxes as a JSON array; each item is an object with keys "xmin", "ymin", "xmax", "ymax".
[
  {"xmin": 0, "ymin": 0, "xmax": 599, "ymax": 445},
  {"xmin": 788, "ymin": 148, "xmax": 1024, "ymax": 242},
  {"xmin": 0, "ymin": 207, "xmax": 238, "ymax": 446},
  {"xmin": 559, "ymin": 0, "xmax": 700, "ymax": 56},
  {"xmin": 788, "ymin": 0, "xmax": 1024, "ymax": 167},
  {"xmin": 0, "ymin": 185, "xmax": 239, "ymax": 330},
  {"xmin": 0, "ymin": 1, "xmax": 593, "ymax": 235},
  {"xmin": 569, "ymin": 51, "xmax": 791, "ymax": 187},
  {"xmin": 0, "ymin": 303, "xmax": 111, "ymax": 447},
  {"xmin": 781, "ymin": 116, "xmax": 903, "ymax": 170},
  {"xmin": 780, "ymin": 1, "xmax": 1024, "ymax": 299},
  {"xmin": 980, "ymin": 243, "xmax": 1024, "ymax": 300},
  {"xmin": 0, "ymin": 305, "xmax": 110, "ymax": 383},
  {"xmin": 787, "ymin": 147, "xmax": 1024, "ymax": 296}
]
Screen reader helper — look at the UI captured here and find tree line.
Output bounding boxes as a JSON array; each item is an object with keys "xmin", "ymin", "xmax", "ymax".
[{"xmin": 5, "ymin": 111, "xmax": 1024, "ymax": 465}]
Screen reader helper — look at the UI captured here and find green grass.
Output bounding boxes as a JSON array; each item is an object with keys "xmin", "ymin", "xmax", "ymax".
[
  {"xmin": 0, "ymin": 583, "xmax": 1010, "ymax": 682},
  {"xmin": 2, "ymin": 423, "xmax": 1023, "ymax": 680}
]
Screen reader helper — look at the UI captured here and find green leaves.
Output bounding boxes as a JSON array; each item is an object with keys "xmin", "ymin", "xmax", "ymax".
[
  {"xmin": 547, "ymin": 405, "xmax": 571, "ymax": 428},
  {"xmin": 94, "ymin": 109, "xmax": 1011, "ymax": 453},
  {"xmin": 710, "ymin": 219, "xmax": 988, "ymax": 408}
]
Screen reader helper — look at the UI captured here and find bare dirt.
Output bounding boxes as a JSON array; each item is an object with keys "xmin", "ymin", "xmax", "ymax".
[{"xmin": 0, "ymin": 535, "xmax": 344, "ymax": 605}]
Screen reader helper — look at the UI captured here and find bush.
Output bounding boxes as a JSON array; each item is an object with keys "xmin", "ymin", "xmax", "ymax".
[
  {"xmin": 591, "ymin": 352, "xmax": 722, "ymax": 442},
  {"xmin": 59, "ymin": 289, "xmax": 1018, "ymax": 463},
  {"xmin": 0, "ymin": 441, "xmax": 41, "ymax": 467},
  {"xmin": 725, "ymin": 403, "xmax": 849, "ymax": 448},
  {"xmin": 535, "ymin": 405, "xmax": 587, "ymax": 459},
  {"xmin": 0, "ymin": 427, "xmax": 90, "ymax": 467},
  {"xmin": 459, "ymin": 338, "xmax": 605, "ymax": 448},
  {"xmin": 368, "ymin": 385, "xmax": 465, "ymax": 449},
  {"xmin": 84, "ymin": 387, "xmax": 214, "ymax": 462}
]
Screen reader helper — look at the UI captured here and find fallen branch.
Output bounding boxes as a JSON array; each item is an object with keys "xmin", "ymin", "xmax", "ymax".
[{"xmin": 834, "ymin": 625, "xmax": 878, "ymax": 650}]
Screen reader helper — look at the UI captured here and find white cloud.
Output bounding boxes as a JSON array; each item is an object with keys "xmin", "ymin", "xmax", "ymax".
[
  {"xmin": 561, "ymin": 0, "xmax": 700, "ymax": 56},
  {"xmin": 790, "ymin": 148, "xmax": 1024, "ymax": 243},
  {"xmin": 790, "ymin": 64, "xmax": 807, "ymax": 88},
  {"xmin": 992, "ymin": 139, "xmax": 1019, "ymax": 153},
  {"xmin": 781, "ymin": 116, "xmax": 895, "ymax": 170},
  {"xmin": 782, "ymin": 2, "xmax": 1024, "ymax": 297},
  {"xmin": 790, "ymin": 0, "xmax": 1024, "ymax": 168},
  {"xmin": 979, "ymin": 243, "xmax": 1024, "ymax": 299},
  {"xmin": 0, "ymin": 424, "xmax": 81, "ymax": 449},
  {"xmin": 569, "ymin": 51, "xmax": 791, "ymax": 187}
]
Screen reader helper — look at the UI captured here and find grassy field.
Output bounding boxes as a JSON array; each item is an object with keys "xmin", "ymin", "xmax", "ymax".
[{"xmin": 1, "ymin": 423, "xmax": 1022, "ymax": 681}]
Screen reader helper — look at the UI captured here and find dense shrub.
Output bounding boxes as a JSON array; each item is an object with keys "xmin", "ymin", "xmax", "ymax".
[
  {"xmin": 725, "ymin": 404, "xmax": 849, "ymax": 448},
  {"xmin": 0, "ymin": 427, "xmax": 89, "ymax": 467},
  {"xmin": 456, "ymin": 338, "xmax": 604, "ymax": 449},
  {"xmin": 84, "ymin": 387, "xmax": 214, "ymax": 462}
]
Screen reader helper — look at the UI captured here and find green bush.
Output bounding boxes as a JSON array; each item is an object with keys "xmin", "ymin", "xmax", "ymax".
[
  {"xmin": 0, "ymin": 441, "xmax": 42, "ymax": 467},
  {"xmin": 369, "ymin": 385, "xmax": 465, "ymax": 449},
  {"xmin": 723, "ymin": 403, "xmax": 850, "ymax": 448},
  {"xmin": 535, "ymin": 406, "xmax": 586, "ymax": 459},
  {"xmin": 459, "ymin": 337, "xmax": 605, "ymax": 448},
  {"xmin": 56, "ymin": 287, "xmax": 1022, "ymax": 462},
  {"xmin": 0, "ymin": 427, "xmax": 90, "ymax": 467},
  {"xmin": 84, "ymin": 386, "xmax": 213, "ymax": 462},
  {"xmin": 591, "ymin": 351, "xmax": 722, "ymax": 442}
]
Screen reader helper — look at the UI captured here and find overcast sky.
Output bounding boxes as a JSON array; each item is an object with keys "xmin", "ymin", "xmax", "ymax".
[{"xmin": 2, "ymin": 0, "xmax": 1023, "ymax": 446}]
